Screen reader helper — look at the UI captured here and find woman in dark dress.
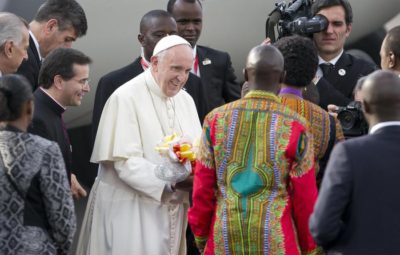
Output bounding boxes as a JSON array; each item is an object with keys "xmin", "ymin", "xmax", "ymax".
[{"xmin": 0, "ymin": 75, "xmax": 76, "ymax": 255}]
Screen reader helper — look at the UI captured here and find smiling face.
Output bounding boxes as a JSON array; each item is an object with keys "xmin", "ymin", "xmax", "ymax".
[
  {"xmin": 151, "ymin": 44, "xmax": 193, "ymax": 97},
  {"xmin": 313, "ymin": 5, "xmax": 351, "ymax": 61},
  {"xmin": 61, "ymin": 63, "xmax": 90, "ymax": 106},
  {"xmin": 170, "ymin": 0, "xmax": 202, "ymax": 47}
]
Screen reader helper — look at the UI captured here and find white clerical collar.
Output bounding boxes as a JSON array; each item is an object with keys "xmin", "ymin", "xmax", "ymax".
[
  {"xmin": 0, "ymin": 70, "xmax": 2, "ymax": 77},
  {"xmin": 192, "ymin": 45, "xmax": 197, "ymax": 59},
  {"xmin": 29, "ymin": 31, "xmax": 43, "ymax": 61},
  {"xmin": 318, "ymin": 49, "xmax": 344, "ymax": 66},
  {"xmin": 39, "ymin": 87, "xmax": 66, "ymax": 110},
  {"xmin": 369, "ymin": 121, "xmax": 400, "ymax": 134}
]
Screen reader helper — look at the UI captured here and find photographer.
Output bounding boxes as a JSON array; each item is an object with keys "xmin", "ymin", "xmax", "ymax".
[
  {"xmin": 311, "ymin": 0, "xmax": 377, "ymax": 110},
  {"xmin": 328, "ymin": 25, "xmax": 400, "ymax": 137}
]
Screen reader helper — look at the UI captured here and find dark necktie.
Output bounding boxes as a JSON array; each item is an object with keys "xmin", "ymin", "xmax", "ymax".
[{"xmin": 320, "ymin": 63, "xmax": 334, "ymax": 77}]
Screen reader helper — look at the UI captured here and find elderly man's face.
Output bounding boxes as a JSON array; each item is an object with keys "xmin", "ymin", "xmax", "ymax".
[
  {"xmin": 152, "ymin": 45, "xmax": 193, "ymax": 97},
  {"xmin": 7, "ymin": 26, "xmax": 29, "ymax": 74}
]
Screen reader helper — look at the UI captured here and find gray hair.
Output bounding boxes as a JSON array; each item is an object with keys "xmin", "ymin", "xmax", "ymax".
[{"xmin": 0, "ymin": 12, "xmax": 28, "ymax": 49}]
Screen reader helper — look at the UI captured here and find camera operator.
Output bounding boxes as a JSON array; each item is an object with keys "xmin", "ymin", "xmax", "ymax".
[
  {"xmin": 328, "ymin": 25, "xmax": 400, "ymax": 137},
  {"xmin": 311, "ymin": 0, "xmax": 378, "ymax": 110}
]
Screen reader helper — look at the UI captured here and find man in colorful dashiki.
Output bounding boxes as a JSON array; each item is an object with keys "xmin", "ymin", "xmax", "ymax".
[{"xmin": 188, "ymin": 44, "xmax": 321, "ymax": 255}]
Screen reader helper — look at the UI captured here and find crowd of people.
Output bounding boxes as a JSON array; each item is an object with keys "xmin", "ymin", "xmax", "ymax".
[{"xmin": 1, "ymin": 0, "xmax": 400, "ymax": 254}]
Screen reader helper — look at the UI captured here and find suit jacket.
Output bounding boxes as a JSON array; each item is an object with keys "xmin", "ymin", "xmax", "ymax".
[
  {"xmin": 29, "ymin": 88, "xmax": 73, "ymax": 183},
  {"xmin": 317, "ymin": 52, "xmax": 377, "ymax": 110},
  {"xmin": 197, "ymin": 45, "xmax": 240, "ymax": 111},
  {"xmin": 16, "ymin": 35, "xmax": 41, "ymax": 91},
  {"xmin": 310, "ymin": 125, "xmax": 400, "ymax": 255},
  {"xmin": 91, "ymin": 57, "xmax": 208, "ymax": 143}
]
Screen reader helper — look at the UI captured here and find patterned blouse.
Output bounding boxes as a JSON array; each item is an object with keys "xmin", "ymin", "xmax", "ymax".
[
  {"xmin": 188, "ymin": 91, "xmax": 321, "ymax": 255},
  {"xmin": 280, "ymin": 91, "xmax": 344, "ymax": 179},
  {"xmin": 0, "ymin": 126, "xmax": 76, "ymax": 255}
]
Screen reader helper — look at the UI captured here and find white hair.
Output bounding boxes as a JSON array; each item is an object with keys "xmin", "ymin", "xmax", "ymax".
[{"xmin": 0, "ymin": 12, "xmax": 28, "ymax": 48}]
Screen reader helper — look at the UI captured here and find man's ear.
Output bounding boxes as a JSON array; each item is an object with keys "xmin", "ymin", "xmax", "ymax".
[
  {"xmin": 53, "ymin": 74, "xmax": 64, "ymax": 90},
  {"xmin": 362, "ymin": 99, "xmax": 372, "ymax": 115},
  {"xmin": 243, "ymin": 68, "xmax": 248, "ymax": 82},
  {"xmin": 44, "ymin": 19, "xmax": 58, "ymax": 35},
  {"xmin": 389, "ymin": 51, "xmax": 396, "ymax": 69},
  {"xmin": 150, "ymin": 55, "xmax": 158, "ymax": 71},
  {"xmin": 3, "ymin": 41, "xmax": 14, "ymax": 58},
  {"xmin": 138, "ymin": 33, "xmax": 145, "ymax": 46},
  {"xmin": 345, "ymin": 23, "xmax": 352, "ymax": 37}
]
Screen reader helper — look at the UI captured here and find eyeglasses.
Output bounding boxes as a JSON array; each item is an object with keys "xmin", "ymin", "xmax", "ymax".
[{"xmin": 73, "ymin": 78, "xmax": 90, "ymax": 86}]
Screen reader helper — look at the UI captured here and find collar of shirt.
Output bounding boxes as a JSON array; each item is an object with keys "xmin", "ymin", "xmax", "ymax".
[
  {"xmin": 140, "ymin": 47, "xmax": 151, "ymax": 70},
  {"xmin": 0, "ymin": 70, "xmax": 2, "ymax": 77},
  {"xmin": 191, "ymin": 45, "xmax": 200, "ymax": 77},
  {"xmin": 29, "ymin": 31, "xmax": 43, "ymax": 61},
  {"xmin": 316, "ymin": 49, "xmax": 344, "ymax": 78},
  {"xmin": 369, "ymin": 121, "xmax": 400, "ymax": 134},
  {"xmin": 39, "ymin": 87, "xmax": 66, "ymax": 110}
]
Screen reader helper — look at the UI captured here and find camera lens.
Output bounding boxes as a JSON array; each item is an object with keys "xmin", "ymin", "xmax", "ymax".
[{"xmin": 337, "ymin": 110, "xmax": 356, "ymax": 131}]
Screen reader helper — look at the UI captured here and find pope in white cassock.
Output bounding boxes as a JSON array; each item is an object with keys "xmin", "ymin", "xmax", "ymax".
[{"xmin": 77, "ymin": 35, "xmax": 202, "ymax": 255}]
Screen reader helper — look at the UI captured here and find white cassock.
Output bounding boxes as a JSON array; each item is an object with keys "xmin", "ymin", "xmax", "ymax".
[{"xmin": 77, "ymin": 69, "xmax": 202, "ymax": 255}]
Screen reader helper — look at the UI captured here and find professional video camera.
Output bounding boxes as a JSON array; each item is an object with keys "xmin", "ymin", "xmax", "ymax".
[
  {"xmin": 337, "ymin": 101, "xmax": 369, "ymax": 138},
  {"xmin": 266, "ymin": 0, "xmax": 328, "ymax": 42}
]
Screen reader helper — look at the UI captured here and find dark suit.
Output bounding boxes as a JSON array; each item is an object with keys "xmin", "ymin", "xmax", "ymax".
[
  {"xmin": 317, "ymin": 52, "xmax": 377, "ymax": 110},
  {"xmin": 91, "ymin": 57, "xmax": 143, "ymax": 142},
  {"xmin": 91, "ymin": 57, "xmax": 208, "ymax": 143},
  {"xmin": 29, "ymin": 88, "xmax": 73, "ymax": 183},
  {"xmin": 310, "ymin": 125, "xmax": 400, "ymax": 255},
  {"xmin": 16, "ymin": 35, "xmax": 41, "ymax": 91},
  {"xmin": 197, "ymin": 45, "xmax": 240, "ymax": 111}
]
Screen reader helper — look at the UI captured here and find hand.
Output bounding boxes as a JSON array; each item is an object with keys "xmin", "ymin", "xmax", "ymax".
[
  {"xmin": 174, "ymin": 176, "xmax": 193, "ymax": 192},
  {"xmin": 261, "ymin": 37, "xmax": 272, "ymax": 45},
  {"xmin": 154, "ymin": 160, "xmax": 191, "ymax": 183},
  {"xmin": 71, "ymin": 173, "xmax": 87, "ymax": 199},
  {"xmin": 327, "ymin": 104, "xmax": 339, "ymax": 118}
]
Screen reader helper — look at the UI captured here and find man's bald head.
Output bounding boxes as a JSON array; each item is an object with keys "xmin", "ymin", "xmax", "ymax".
[
  {"xmin": 245, "ymin": 45, "xmax": 284, "ymax": 94},
  {"xmin": 362, "ymin": 70, "xmax": 400, "ymax": 124}
]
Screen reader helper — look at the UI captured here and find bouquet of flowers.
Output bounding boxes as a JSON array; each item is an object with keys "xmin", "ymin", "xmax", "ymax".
[{"xmin": 154, "ymin": 133, "xmax": 197, "ymax": 182}]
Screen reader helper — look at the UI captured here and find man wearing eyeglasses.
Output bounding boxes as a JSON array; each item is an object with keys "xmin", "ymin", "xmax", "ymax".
[{"xmin": 29, "ymin": 47, "xmax": 91, "ymax": 199}]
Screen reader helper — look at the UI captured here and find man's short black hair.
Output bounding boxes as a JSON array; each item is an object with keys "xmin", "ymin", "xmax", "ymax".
[
  {"xmin": 34, "ymin": 0, "xmax": 87, "ymax": 37},
  {"xmin": 384, "ymin": 26, "xmax": 400, "ymax": 61},
  {"xmin": 140, "ymin": 10, "xmax": 173, "ymax": 33},
  {"xmin": 274, "ymin": 35, "xmax": 318, "ymax": 88},
  {"xmin": 167, "ymin": 0, "xmax": 202, "ymax": 13},
  {"xmin": 311, "ymin": 0, "xmax": 353, "ymax": 24},
  {"xmin": 39, "ymin": 48, "xmax": 91, "ymax": 89}
]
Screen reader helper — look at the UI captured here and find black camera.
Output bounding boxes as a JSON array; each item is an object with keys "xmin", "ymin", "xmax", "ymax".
[
  {"xmin": 337, "ymin": 101, "xmax": 368, "ymax": 138},
  {"xmin": 266, "ymin": 0, "xmax": 328, "ymax": 42}
]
